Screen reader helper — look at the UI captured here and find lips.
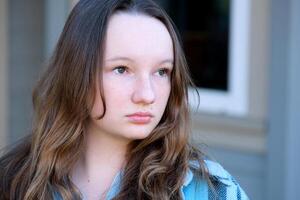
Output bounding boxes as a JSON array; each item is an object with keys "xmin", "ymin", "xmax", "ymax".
[{"xmin": 126, "ymin": 112, "xmax": 154, "ymax": 124}]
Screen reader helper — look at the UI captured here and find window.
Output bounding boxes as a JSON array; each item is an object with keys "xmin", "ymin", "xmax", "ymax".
[{"xmin": 156, "ymin": 0, "xmax": 250, "ymax": 116}]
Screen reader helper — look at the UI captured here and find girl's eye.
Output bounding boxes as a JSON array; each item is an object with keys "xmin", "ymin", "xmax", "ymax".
[
  {"xmin": 113, "ymin": 66, "xmax": 127, "ymax": 74},
  {"xmin": 156, "ymin": 68, "xmax": 170, "ymax": 77}
]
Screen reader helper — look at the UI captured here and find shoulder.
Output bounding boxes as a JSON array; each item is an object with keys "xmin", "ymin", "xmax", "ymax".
[{"xmin": 181, "ymin": 160, "xmax": 249, "ymax": 200}]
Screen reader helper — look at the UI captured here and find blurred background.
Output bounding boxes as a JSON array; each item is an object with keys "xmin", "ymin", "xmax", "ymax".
[{"xmin": 0, "ymin": 0, "xmax": 299, "ymax": 199}]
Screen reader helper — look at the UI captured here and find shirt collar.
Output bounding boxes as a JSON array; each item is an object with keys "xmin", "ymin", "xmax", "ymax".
[
  {"xmin": 183, "ymin": 167, "xmax": 194, "ymax": 187},
  {"xmin": 182, "ymin": 160, "xmax": 233, "ymax": 188}
]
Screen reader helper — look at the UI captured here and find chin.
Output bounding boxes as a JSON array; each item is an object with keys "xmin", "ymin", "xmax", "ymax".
[
  {"xmin": 121, "ymin": 124, "xmax": 155, "ymax": 138},
  {"xmin": 127, "ymin": 133, "xmax": 151, "ymax": 140},
  {"xmin": 123, "ymin": 130, "xmax": 153, "ymax": 140}
]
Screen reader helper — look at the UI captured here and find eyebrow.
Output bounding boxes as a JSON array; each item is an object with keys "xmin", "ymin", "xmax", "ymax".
[{"xmin": 105, "ymin": 56, "xmax": 174, "ymax": 65}]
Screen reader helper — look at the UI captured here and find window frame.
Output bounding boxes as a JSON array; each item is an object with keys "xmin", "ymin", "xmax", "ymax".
[{"xmin": 189, "ymin": 0, "xmax": 251, "ymax": 117}]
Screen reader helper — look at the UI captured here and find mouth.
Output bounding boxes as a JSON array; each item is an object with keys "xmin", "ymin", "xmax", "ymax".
[{"xmin": 126, "ymin": 112, "xmax": 154, "ymax": 124}]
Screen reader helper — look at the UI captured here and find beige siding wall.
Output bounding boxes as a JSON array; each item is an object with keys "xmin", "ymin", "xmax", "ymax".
[{"xmin": 0, "ymin": 0, "xmax": 8, "ymax": 149}]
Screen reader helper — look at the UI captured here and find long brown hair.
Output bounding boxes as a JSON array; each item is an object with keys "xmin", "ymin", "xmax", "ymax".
[{"xmin": 0, "ymin": 0, "xmax": 208, "ymax": 199}]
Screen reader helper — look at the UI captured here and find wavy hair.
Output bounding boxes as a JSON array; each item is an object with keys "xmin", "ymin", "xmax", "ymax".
[{"xmin": 0, "ymin": 0, "xmax": 208, "ymax": 199}]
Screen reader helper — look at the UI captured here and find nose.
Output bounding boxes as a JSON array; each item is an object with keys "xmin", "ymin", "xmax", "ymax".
[{"xmin": 131, "ymin": 76, "xmax": 155, "ymax": 105}]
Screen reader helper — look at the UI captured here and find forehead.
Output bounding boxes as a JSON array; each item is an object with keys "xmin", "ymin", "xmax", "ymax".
[{"xmin": 104, "ymin": 12, "xmax": 174, "ymax": 62}]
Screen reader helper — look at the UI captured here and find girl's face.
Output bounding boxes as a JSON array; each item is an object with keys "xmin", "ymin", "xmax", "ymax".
[{"xmin": 89, "ymin": 12, "xmax": 174, "ymax": 142}]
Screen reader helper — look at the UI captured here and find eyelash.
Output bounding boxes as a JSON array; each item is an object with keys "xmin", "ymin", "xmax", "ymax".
[
  {"xmin": 112, "ymin": 66, "xmax": 171, "ymax": 77},
  {"xmin": 156, "ymin": 68, "xmax": 170, "ymax": 77},
  {"xmin": 113, "ymin": 66, "xmax": 128, "ymax": 74}
]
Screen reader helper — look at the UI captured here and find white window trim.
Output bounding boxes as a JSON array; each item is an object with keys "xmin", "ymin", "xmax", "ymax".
[{"xmin": 189, "ymin": 0, "xmax": 251, "ymax": 117}]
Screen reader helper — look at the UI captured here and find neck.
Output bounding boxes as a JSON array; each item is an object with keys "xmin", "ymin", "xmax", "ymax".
[
  {"xmin": 72, "ymin": 121, "xmax": 129, "ymax": 183},
  {"xmin": 87, "ymin": 130, "xmax": 127, "ymax": 170},
  {"xmin": 71, "ymin": 121, "xmax": 129, "ymax": 199}
]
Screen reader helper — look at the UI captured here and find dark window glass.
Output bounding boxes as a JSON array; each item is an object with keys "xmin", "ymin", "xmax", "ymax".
[{"xmin": 155, "ymin": 0, "xmax": 230, "ymax": 91}]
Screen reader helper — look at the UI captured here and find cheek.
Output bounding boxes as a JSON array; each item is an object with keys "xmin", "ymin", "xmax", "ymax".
[
  {"xmin": 95, "ymin": 80, "xmax": 132, "ymax": 119},
  {"xmin": 103, "ymin": 81, "xmax": 131, "ymax": 106},
  {"xmin": 157, "ymin": 82, "xmax": 171, "ymax": 102},
  {"xmin": 153, "ymin": 83, "xmax": 171, "ymax": 115}
]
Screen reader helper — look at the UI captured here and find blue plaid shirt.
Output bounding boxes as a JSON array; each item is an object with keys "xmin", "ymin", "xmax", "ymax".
[
  {"xmin": 181, "ymin": 160, "xmax": 249, "ymax": 200},
  {"xmin": 55, "ymin": 160, "xmax": 249, "ymax": 200}
]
